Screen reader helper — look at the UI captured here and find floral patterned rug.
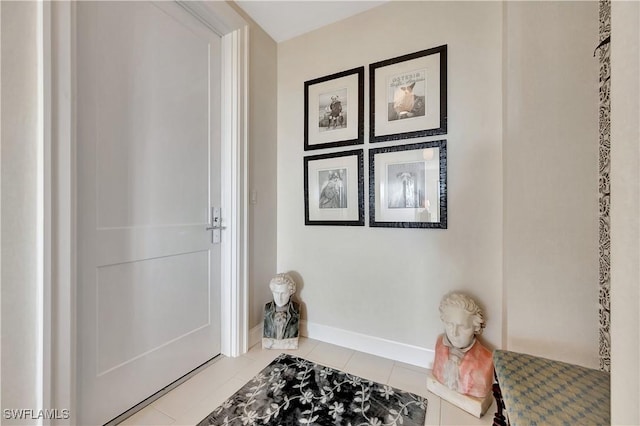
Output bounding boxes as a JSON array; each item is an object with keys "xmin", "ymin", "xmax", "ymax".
[{"xmin": 198, "ymin": 353, "xmax": 427, "ymax": 426}]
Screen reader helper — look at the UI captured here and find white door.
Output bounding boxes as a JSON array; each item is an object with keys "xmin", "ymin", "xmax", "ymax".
[{"xmin": 76, "ymin": 2, "xmax": 222, "ymax": 424}]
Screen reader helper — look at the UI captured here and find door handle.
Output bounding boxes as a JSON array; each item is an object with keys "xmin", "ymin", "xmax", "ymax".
[{"xmin": 206, "ymin": 207, "xmax": 225, "ymax": 244}]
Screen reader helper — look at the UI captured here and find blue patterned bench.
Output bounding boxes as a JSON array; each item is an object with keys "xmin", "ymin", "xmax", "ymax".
[{"xmin": 492, "ymin": 350, "xmax": 610, "ymax": 426}]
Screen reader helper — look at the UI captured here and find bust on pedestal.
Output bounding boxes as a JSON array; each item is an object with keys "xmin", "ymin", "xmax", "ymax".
[
  {"xmin": 427, "ymin": 292, "xmax": 494, "ymax": 418},
  {"xmin": 262, "ymin": 273, "xmax": 300, "ymax": 350}
]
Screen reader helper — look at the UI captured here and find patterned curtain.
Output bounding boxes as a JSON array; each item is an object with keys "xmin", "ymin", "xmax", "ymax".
[{"xmin": 598, "ymin": 0, "xmax": 611, "ymax": 373}]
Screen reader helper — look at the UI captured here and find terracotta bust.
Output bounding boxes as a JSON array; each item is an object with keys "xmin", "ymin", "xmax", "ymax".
[
  {"xmin": 262, "ymin": 273, "xmax": 300, "ymax": 350},
  {"xmin": 432, "ymin": 292, "xmax": 493, "ymax": 398}
]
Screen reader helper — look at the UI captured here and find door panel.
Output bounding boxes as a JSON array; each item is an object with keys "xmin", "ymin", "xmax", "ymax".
[
  {"xmin": 96, "ymin": 251, "xmax": 210, "ymax": 375},
  {"xmin": 93, "ymin": 4, "xmax": 209, "ymax": 229},
  {"xmin": 76, "ymin": 2, "xmax": 222, "ymax": 424}
]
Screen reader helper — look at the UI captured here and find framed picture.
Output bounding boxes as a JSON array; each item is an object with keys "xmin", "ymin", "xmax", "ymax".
[
  {"xmin": 304, "ymin": 67, "xmax": 364, "ymax": 151},
  {"xmin": 369, "ymin": 140, "xmax": 447, "ymax": 228},
  {"xmin": 304, "ymin": 149, "xmax": 364, "ymax": 226},
  {"xmin": 369, "ymin": 45, "xmax": 447, "ymax": 143}
]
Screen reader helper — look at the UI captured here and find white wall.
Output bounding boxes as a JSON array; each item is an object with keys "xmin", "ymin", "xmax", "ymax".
[
  {"xmin": 503, "ymin": 1, "xmax": 600, "ymax": 368},
  {"xmin": 276, "ymin": 0, "xmax": 601, "ymax": 369},
  {"xmin": 277, "ymin": 1, "xmax": 504, "ymax": 363},
  {"xmin": 1, "ymin": 1, "xmax": 41, "ymax": 421},
  {"xmin": 228, "ymin": 3, "xmax": 279, "ymax": 330},
  {"xmin": 610, "ymin": 1, "xmax": 640, "ymax": 423},
  {"xmin": 246, "ymin": 19, "xmax": 278, "ymax": 330}
]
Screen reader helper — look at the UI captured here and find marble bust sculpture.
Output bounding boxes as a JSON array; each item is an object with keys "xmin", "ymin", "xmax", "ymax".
[
  {"xmin": 262, "ymin": 273, "xmax": 300, "ymax": 350},
  {"xmin": 432, "ymin": 292, "xmax": 493, "ymax": 399}
]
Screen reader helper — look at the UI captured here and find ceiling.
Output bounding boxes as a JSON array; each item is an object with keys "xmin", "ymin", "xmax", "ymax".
[{"xmin": 234, "ymin": 1, "xmax": 390, "ymax": 43}]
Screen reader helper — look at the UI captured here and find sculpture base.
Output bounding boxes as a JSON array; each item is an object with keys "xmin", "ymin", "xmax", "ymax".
[
  {"xmin": 426, "ymin": 374, "xmax": 492, "ymax": 418},
  {"xmin": 262, "ymin": 337, "xmax": 298, "ymax": 350}
]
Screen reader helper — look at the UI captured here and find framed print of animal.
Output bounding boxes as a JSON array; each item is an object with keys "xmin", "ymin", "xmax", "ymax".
[
  {"xmin": 369, "ymin": 45, "xmax": 447, "ymax": 143},
  {"xmin": 304, "ymin": 149, "xmax": 364, "ymax": 226},
  {"xmin": 369, "ymin": 140, "xmax": 447, "ymax": 229},
  {"xmin": 304, "ymin": 67, "xmax": 364, "ymax": 151}
]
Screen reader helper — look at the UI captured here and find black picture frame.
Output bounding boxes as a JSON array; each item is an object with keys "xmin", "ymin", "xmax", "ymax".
[
  {"xmin": 304, "ymin": 67, "xmax": 365, "ymax": 151},
  {"xmin": 369, "ymin": 45, "xmax": 447, "ymax": 143},
  {"xmin": 369, "ymin": 140, "xmax": 447, "ymax": 229},
  {"xmin": 304, "ymin": 149, "xmax": 365, "ymax": 226}
]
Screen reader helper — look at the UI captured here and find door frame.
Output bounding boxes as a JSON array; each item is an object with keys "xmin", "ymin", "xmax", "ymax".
[{"xmin": 45, "ymin": 2, "xmax": 249, "ymax": 422}]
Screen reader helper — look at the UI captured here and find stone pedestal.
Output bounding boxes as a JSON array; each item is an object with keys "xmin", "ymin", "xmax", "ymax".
[
  {"xmin": 262, "ymin": 337, "xmax": 298, "ymax": 350},
  {"xmin": 427, "ymin": 374, "xmax": 493, "ymax": 418}
]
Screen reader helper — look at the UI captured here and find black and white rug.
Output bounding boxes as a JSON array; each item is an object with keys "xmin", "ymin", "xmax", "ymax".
[{"xmin": 198, "ymin": 353, "xmax": 427, "ymax": 426}]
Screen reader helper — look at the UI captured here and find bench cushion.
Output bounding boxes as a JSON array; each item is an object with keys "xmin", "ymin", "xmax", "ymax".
[{"xmin": 493, "ymin": 350, "xmax": 610, "ymax": 425}]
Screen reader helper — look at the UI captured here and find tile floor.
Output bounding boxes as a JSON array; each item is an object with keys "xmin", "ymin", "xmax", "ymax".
[{"xmin": 119, "ymin": 338, "xmax": 496, "ymax": 426}]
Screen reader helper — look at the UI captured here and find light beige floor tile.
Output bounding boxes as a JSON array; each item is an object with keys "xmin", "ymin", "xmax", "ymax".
[
  {"xmin": 387, "ymin": 364, "xmax": 441, "ymax": 426},
  {"xmin": 304, "ymin": 341, "xmax": 355, "ymax": 369},
  {"xmin": 387, "ymin": 364, "xmax": 429, "ymax": 397},
  {"xmin": 153, "ymin": 355, "xmax": 253, "ymax": 419},
  {"xmin": 233, "ymin": 351, "xmax": 282, "ymax": 383},
  {"xmin": 118, "ymin": 406, "xmax": 175, "ymax": 426},
  {"xmin": 424, "ymin": 396, "xmax": 442, "ymax": 426},
  {"xmin": 245, "ymin": 344, "xmax": 283, "ymax": 364},
  {"xmin": 120, "ymin": 340, "xmax": 495, "ymax": 426},
  {"xmin": 395, "ymin": 359, "xmax": 430, "ymax": 375},
  {"xmin": 171, "ymin": 378, "xmax": 246, "ymax": 426},
  {"xmin": 439, "ymin": 398, "xmax": 496, "ymax": 426},
  {"xmin": 244, "ymin": 340, "xmax": 268, "ymax": 359},
  {"xmin": 343, "ymin": 351, "xmax": 395, "ymax": 384},
  {"xmin": 280, "ymin": 336, "xmax": 320, "ymax": 357}
]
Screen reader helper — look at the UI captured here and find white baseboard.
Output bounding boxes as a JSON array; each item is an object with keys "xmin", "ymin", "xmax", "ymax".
[
  {"xmin": 302, "ymin": 320, "xmax": 435, "ymax": 369},
  {"xmin": 248, "ymin": 320, "xmax": 434, "ymax": 369}
]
